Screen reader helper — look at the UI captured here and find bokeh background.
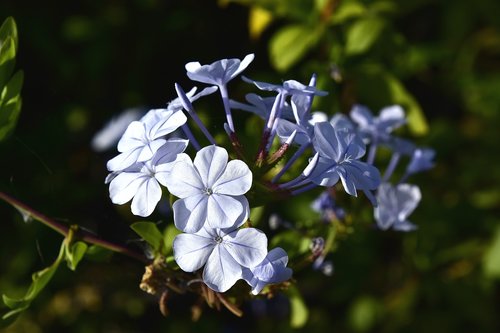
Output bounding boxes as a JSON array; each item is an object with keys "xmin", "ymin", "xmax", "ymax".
[{"xmin": 1, "ymin": 0, "xmax": 499, "ymax": 332}]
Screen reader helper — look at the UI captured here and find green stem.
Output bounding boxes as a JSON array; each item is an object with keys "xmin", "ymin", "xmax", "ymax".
[{"xmin": 0, "ymin": 191, "xmax": 148, "ymax": 263}]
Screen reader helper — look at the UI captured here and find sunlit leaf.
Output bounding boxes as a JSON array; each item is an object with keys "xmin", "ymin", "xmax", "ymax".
[
  {"xmin": 330, "ymin": 0, "xmax": 366, "ymax": 25},
  {"xmin": 483, "ymin": 226, "xmax": 500, "ymax": 279},
  {"xmin": 0, "ymin": 17, "xmax": 18, "ymax": 52},
  {"xmin": 65, "ymin": 241, "xmax": 88, "ymax": 271},
  {"xmin": 0, "ymin": 37, "xmax": 16, "ymax": 89},
  {"xmin": 0, "ymin": 95, "xmax": 21, "ymax": 142},
  {"xmin": 249, "ymin": 6, "xmax": 273, "ymax": 40},
  {"xmin": 2, "ymin": 241, "xmax": 65, "ymax": 321},
  {"xmin": 270, "ymin": 24, "xmax": 323, "ymax": 72},
  {"xmin": 85, "ymin": 244, "xmax": 113, "ymax": 261},
  {"xmin": 287, "ymin": 285, "xmax": 309, "ymax": 328},
  {"xmin": 345, "ymin": 17, "xmax": 385, "ymax": 55},
  {"xmin": 131, "ymin": 221, "xmax": 164, "ymax": 253},
  {"xmin": 163, "ymin": 224, "xmax": 181, "ymax": 256}
]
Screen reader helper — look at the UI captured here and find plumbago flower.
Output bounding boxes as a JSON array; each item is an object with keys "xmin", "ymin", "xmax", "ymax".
[
  {"xmin": 107, "ymin": 108, "xmax": 187, "ymax": 171},
  {"xmin": 374, "ymin": 183, "xmax": 421, "ymax": 231},
  {"xmin": 165, "ymin": 145, "xmax": 252, "ymax": 233},
  {"xmin": 97, "ymin": 53, "xmax": 434, "ymax": 317},
  {"xmin": 108, "ymin": 140, "xmax": 188, "ymax": 216},
  {"xmin": 173, "ymin": 216, "xmax": 268, "ymax": 293},
  {"xmin": 307, "ymin": 122, "xmax": 381, "ymax": 204}
]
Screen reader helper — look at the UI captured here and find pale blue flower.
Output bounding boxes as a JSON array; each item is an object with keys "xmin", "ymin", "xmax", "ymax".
[
  {"xmin": 173, "ymin": 223, "xmax": 268, "ymax": 293},
  {"xmin": 185, "ymin": 54, "xmax": 255, "ymax": 86},
  {"xmin": 311, "ymin": 190, "xmax": 346, "ymax": 222},
  {"xmin": 242, "ymin": 247, "xmax": 292, "ymax": 295},
  {"xmin": 108, "ymin": 140, "xmax": 188, "ymax": 217},
  {"xmin": 350, "ymin": 104, "xmax": 406, "ymax": 145},
  {"xmin": 308, "ymin": 122, "xmax": 381, "ymax": 203},
  {"xmin": 107, "ymin": 109, "xmax": 187, "ymax": 171},
  {"xmin": 165, "ymin": 145, "xmax": 252, "ymax": 233},
  {"xmin": 374, "ymin": 183, "xmax": 421, "ymax": 231},
  {"xmin": 165, "ymin": 86, "xmax": 218, "ymax": 112},
  {"xmin": 406, "ymin": 148, "xmax": 435, "ymax": 175}
]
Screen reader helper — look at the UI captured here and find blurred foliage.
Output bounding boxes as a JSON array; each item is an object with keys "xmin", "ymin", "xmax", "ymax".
[{"xmin": 0, "ymin": 0, "xmax": 499, "ymax": 332}]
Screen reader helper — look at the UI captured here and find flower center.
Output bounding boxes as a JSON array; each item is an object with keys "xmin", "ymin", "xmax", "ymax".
[
  {"xmin": 214, "ymin": 236, "xmax": 223, "ymax": 244},
  {"xmin": 204, "ymin": 187, "xmax": 213, "ymax": 195}
]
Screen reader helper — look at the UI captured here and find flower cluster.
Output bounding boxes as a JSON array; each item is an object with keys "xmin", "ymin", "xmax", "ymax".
[{"xmin": 105, "ymin": 54, "xmax": 434, "ymax": 296}]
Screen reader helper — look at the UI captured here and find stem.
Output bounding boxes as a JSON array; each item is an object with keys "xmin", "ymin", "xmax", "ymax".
[
  {"xmin": 382, "ymin": 152, "xmax": 400, "ymax": 182},
  {"xmin": 0, "ymin": 191, "xmax": 148, "ymax": 263},
  {"xmin": 272, "ymin": 143, "xmax": 310, "ymax": 183},
  {"xmin": 181, "ymin": 124, "xmax": 201, "ymax": 151},
  {"xmin": 290, "ymin": 182, "xmax": 318, "ymax": 196},
  {"xmin": 219, "ymin": 84, "xmax": 235, "ymax": 133},
  {"xmin": 367, "ymin": 143, "xmax": 377, "ymax": 165}
]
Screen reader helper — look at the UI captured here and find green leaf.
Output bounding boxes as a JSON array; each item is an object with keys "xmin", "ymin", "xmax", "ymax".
[
  {"xmin": 163, "ymin": 224, "xmax": 181, "ymax": 256},
  {"xmin": 483, "ymin": 226, "xmax": 500, "ymax": 279},
  {"xmin": 270, "ymin": 24, "xmax": 323, "ymax": 72},
  {"xmin": 385, "ymin": 74, "xmax": 429, "ymax": 135},
  {"xmin": 0, "ymin": 37, "xmax": 16, "ymax": 89},
  {"xmin": 330, "ymin": 0, "xmax": 367, "ymax": 25},
  {"xmin": 0, "ymin": 17, "xmax": 18, "ymax": 52},
  {"xmin": 131, "ymin": 221, "xmax": 164, "ymax": 253},
  {"xmin": 348, "ymin": 296, "xmax": 381, "ymax": 332},
  {"xmin": 1, "ymin": 69, "xmax": 23, "ymax": 104},
  {"xmin": 0, "ymin": 94, "xmax": 22, "ymax": 142},
  {"xmin": 345, "ymin": 17, "xmax": 385, "ymax": 55},
  {"xmin": 270, "ymin": 229, "xmax": 310, "ymax": 258},
  {"xmin": 2, "ymin": 241, "xmax": 65, "ymax": 321},
  {"xmin": 65, "ymin": 241, "xmax": 88, "ymax": 271},
  {"xmin": 287, "ymin": 285, "xmax": 309, "ymax": 328},
  {"xmin": 85, "ymin": 244, "xmax": 113, "ymax": 261}
]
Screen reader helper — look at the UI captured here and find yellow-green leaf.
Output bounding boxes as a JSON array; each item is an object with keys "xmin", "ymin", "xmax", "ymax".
[
  {"xmin": 249, "ymin": 6, "xmax": 273, "ymax": 40},
  {"xmin": 345, "ymin": 18, "xmax": 385, "ymax": 55}
]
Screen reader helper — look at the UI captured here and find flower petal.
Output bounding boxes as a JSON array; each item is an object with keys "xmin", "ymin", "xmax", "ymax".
[
  {"xmin": 109, "ymin": 172, "xmax": 147, "ymax": 205},
  {"xmin": 173, "ymin": 233, "xmax": 214, "ymax": 272},
  {"xmin": 165, "ymin": 156, "xmax": 204, "ymax": 197},
  {"xmin": 203, "ymin": 245, "xmax": 242, "ymax": 293},
  {"xmin": 147, "ymin": 109, "xmax": 187, "ymax": 139},
  {"xmin": 223, "ymin": 228, "xmax": 267, "ymax": 268},
  {"xmin": 193, "ymin": 145, "xmax": 228, "ymax": 188},
  {"xmin": 313, "ymin": 122, "xmax": 342, "ymax": 161},
  {"xmin": 136, "ymin": 139, "xmax": 166, "ymax": 162},
  {"xmin": 212, "ymin": 160, "xmax": 252, "ymax": 195},
  {"xmin": 172, "ymin": 194, "xmax": 208, "ymax": 233},
  {"xmin": 395, "ymin": 184, "xmax": 421, "ymax": 221},
  {"xmin": 117, "ymin": 121, "xmax": 147, "ymax": 152},
  {"xmin": 207, "ymin": 194, "xmax": 248, "ymax": 229},
  {"xmin": 106, "ymin": 148, "xmax": 142, "ymax": 172},
  {"xmin": 131, "ymin": 178, "xmax": 162, "ymax": 217}
]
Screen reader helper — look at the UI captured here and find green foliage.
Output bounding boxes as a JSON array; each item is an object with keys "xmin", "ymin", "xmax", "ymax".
[
  {"xmin": 483, "ymin": 226, "xmax": 500, "ymax": 278},
  {"xmin": 1, "ymin": 231, "xmax": 88, "ymax": 323},
  {"xmin": 344, "ymin": 18, "xmax": 385, "ymax": 55},
  {"xmin": 270, "ymin": 24, "xmax": 324, "ymax": 72},
  {"xmin": 0, "ymin": 17, "xmax": 22, "ymax": 142},
  {"xmin": 131, "ymin": 221, "xmax": 166, "ymax": 256},
  {"xmin": 287, "ymin": 285, "xmax": 309, "ymax": 328}
]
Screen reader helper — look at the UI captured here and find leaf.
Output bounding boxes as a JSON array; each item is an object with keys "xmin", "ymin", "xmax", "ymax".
[
  {"xmin": 348, "ymin": 296, "xmax": 381, "ymax": 332},
  {"xmin": 131, "ymin": 221, "xmax": 164, "ymax": 253},
  {"xmin": 0, "ymin": 17, "xmax": 18, "ymax": 52},
  {"xmin": 85, "ymin": 244, "xmax": 113, "ymax": 261},
  {"xmin": 163, "ymin": 224, "xmax": 181, "ymax": 256},
  {"xmin": 0, "ymin": 70, "xmax": 23, "ymax": 142},
  {"xmin": 0, "ymin": 37, "xmax": 16, "ymax": 90},
  {"xmin": 270, "ymin": 24, "xmax": 323, "ymax": 72},
  {"xmin": 2, "ymin": 241, "xmax": 65, "ymax": 321},
  {"xmin": 345, "ymin": 17, "xmax": 385, "ymax": 55},
  {"xmin": 483, "ymin": 226, "xmax": 500, "ymax": 279},
  {"xmin": 249, "ymin": 6, "xmax": 273, "ymax": 40},
  {"xmin": 287, "ymin": 285, "xmax": 309, "ymax": 328},
  {"xmin": 385, "ymin": 74, "xmax": 429, "ymax": 135},
  {"xmin": 330, "ymin": 0, "xmax": 367, "ymax": 25},
  {"xmin": 270, "ymin": 230, "xmax": 310, "ymax": 258},
  {"xmin": 65, "ymin": 241, "xmax": 88, "ymax": 271}
]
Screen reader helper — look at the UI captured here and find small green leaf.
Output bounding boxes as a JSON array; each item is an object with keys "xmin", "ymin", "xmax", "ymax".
[
  {"xmin": 163, "ymin": 224, "xmax": 181, "ymax": 256},
  {"xmin": 85, "ymin": 244, "xmax": 113, "ymax": 261},
  {"xmin": 65, "ymin": 241, "xmax": 88, "ymax": 271},
  {"xmin": 0, "ymin": 37, "xmax": 16, "ymax": 89},
  {"xmin": 1, "ymin": 70, "xmax": 23, "ymax": 104},
  {"xmin": 330, "ymin": 0, "xmax": 366, "ymax": 25},
  {"xmin": 287, "ymin": 285, "xmax": 309, "ymax": 328},
  {"xmin": 270, "ymin": 24, "xmax": 323, "ymax": 72},
  {"xmin": 345, "ymin": 17, "xmax": 385, "ymax": 55},
  {"xmin": 385, "ymin": 74, "xmax": 429, "ymax": 135},
  {"xmin": 0, "ymin": 96, "xmax": 21, "ymax": 142},
  {"xmin": 131, "ymin": 221, "xmax": 164, "ymax": 253},
  {"xmin": 2, "ymin": 241, "xmax": 65, "ymax": 321},
  {"xmin": 0, "ymin": 17, "xmax": 18, "ymax": 52},
  {"xmin": 483, "ymin": 226, "xmax": 500, "ymax": 279}
]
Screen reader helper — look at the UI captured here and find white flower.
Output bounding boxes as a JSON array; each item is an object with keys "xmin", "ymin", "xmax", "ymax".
[
  {"xmin": 107, "ymin": 109, "xmax": 187, "ymax": 171},
  {"xmin": 173, "ymin": 223, "xmax": 268, "ymax": 293},
  {"xmin": 108, "ymin": 139, "xmax": 188, "ymax": 217},
  {"xmin": 165, "ymin": 145, "xmax": 252, "ymax": 233}
]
